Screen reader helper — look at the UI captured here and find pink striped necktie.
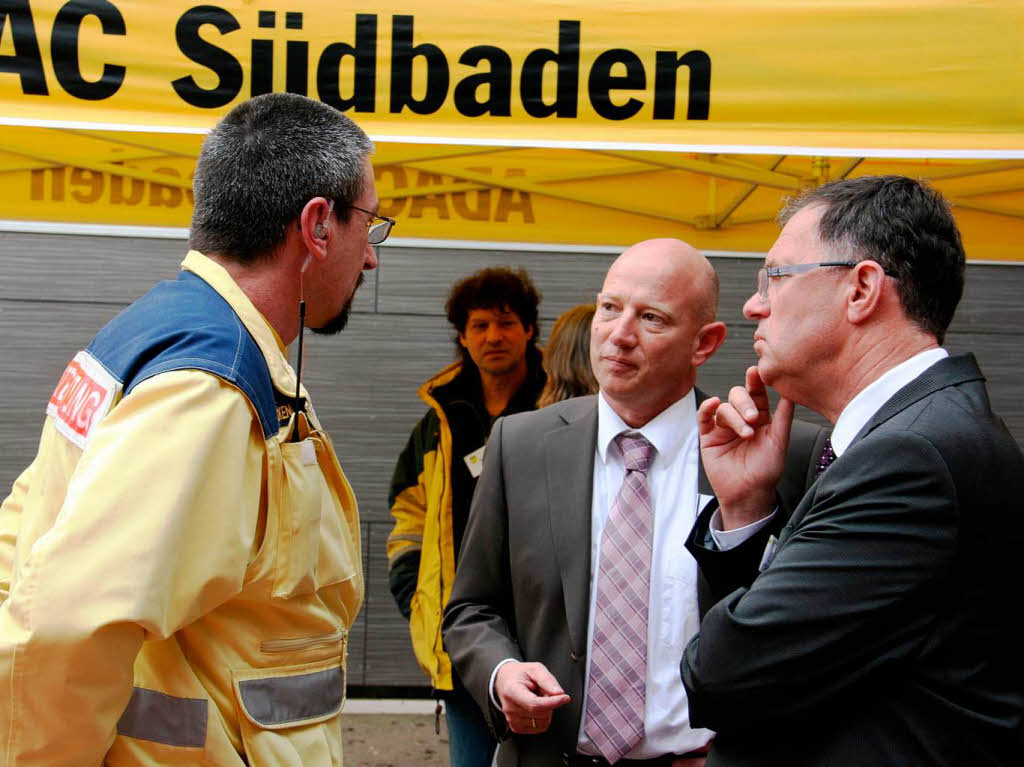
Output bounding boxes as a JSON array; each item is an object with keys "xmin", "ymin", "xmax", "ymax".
[{"xmin": 583, "ymin": 432, "xmax": 657, "ymax": 764}]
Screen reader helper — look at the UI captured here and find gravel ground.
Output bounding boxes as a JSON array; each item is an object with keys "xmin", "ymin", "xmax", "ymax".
[{"xmin": 343, "ymin": 713, "xmax": 451, "ymax": 766}]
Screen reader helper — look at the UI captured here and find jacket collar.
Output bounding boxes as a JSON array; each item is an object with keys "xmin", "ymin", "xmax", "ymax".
[
  {"xmin": 850, "ymin": 354, "xmax": 984, "ymax": 448},
  {"xmin": 182, "ymin": 250, "xmax": 303, "ymax": 401}
]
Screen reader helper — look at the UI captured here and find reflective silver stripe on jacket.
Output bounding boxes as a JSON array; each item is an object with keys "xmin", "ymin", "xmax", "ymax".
[
  {"xmin": 238, "ymin": 666, "xmax": 344, "ymax": 726},
  {"xmin": 116, "ymin": 687, "xmax": 208, "ymax": 747}
]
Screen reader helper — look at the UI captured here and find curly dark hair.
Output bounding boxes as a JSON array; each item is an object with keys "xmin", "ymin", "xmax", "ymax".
[{"xmin": 445, "ymin": 267, "xmax": 541, "ymax": 364}]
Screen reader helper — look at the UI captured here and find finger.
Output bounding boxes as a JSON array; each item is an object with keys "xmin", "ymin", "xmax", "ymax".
[
  {"xmin": 506, "ymin": 715, "xmax": 531, "ymax": 734},
  {"xmin": 770, "ymin": 397, "xmax": 795, "ymax": 447},
  {"xmin": 727, "ymin": 384, "xmax": 761, "ymax": 426},
  {"xmin": 528, "ymin": 692, "xmax": 571, "ymax": 711},
  {"xmin": 506, "ymin": 713, "xmax": 552, "ymax": 734},
  {"xmin": 527, "ymin": 664, "xmax": 567, "ymax": 698},
  {"xmin": 713, "ymin": 401, "xmax": 754, "ymax": 438},
  {"xmin": 499, "ymin": 682, "xmax": 543, "ymax": 715},
  {"xmin": 510, "ymin": 713, "xmax": 552, "ymax": 729},
  {"xmin": 744, "ymin": 365, "xmax": 771, "ymax": 413},
  {"xmin": 696, "ymin": 397, "xmax": 721, "ymax": 436}
]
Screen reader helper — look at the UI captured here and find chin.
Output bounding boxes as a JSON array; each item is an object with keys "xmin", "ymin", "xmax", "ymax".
[{"xmin": 310, "ymin": 302, "xmax": 353, "ymax": 336}]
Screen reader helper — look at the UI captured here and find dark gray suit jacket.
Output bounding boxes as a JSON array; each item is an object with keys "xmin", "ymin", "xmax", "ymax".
[
  {"xmin": 443, "ymin": 392, "xmax": 826, "ymax": 767},
  {"xmin": 682, "ymin": 355, "xmax": 1024, "ymax": 766}
]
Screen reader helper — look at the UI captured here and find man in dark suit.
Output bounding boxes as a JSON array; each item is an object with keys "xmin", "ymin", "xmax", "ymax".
[
  {"xmin": 443, "ymin": 239, "xmax": 826, "ymax": 766},
  {"xmin": 683, "ymin": 175, "xmax": 1024, "ymax": 765}
]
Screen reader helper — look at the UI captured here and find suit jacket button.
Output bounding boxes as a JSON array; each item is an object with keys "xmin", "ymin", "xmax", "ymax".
[{"xmin": 570, "ymin": 650, "xmax": 583, "ymax": 662}]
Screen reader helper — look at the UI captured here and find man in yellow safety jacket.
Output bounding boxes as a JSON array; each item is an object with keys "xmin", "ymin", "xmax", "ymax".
[
  {"xmin": 0, "ymin": 93, "xmax": 393, "ymax": 766},
  {"xmin": 387, "ymin": 268, "xmax": 545, "ymax": 766}
]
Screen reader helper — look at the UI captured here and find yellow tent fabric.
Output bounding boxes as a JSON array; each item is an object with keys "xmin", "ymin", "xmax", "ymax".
[{"xmin": 2, "ymin": 1, "xmax": 1022, "ymax": 259}]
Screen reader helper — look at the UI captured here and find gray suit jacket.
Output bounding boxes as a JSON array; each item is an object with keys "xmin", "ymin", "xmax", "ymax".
[
  {"xmin": 443, "ymin": 392, "xmax": 826, "ymax": 767},
  {"xmin": 682, "ymin": 354, "xmax": 1024, "ymax": 766}
]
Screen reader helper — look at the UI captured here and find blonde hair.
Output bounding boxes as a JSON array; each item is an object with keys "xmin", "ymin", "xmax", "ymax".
[{"xmin": 537, "ymin": 304, "xmax": 599, "ymax": 408}]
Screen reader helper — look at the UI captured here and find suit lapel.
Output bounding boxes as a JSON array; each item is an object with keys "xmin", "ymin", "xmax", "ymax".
[
  {"xmin": 544, "ymin": 398, "xmax": 599, "ymax": 656},
  {"xmin": 782, "ymin": 355, "xmax": 981, "ymax": 546}
]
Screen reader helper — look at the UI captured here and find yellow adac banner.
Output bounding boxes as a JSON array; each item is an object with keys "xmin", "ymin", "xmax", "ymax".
[{"xmin": 1, "ymin": 0, "xmax": 1022, "ymax": 155}]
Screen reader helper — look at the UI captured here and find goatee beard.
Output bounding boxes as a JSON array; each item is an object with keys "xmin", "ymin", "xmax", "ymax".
[{"xmin": 311, "ymin": 274, "xmax": 364, "ymax": 336}]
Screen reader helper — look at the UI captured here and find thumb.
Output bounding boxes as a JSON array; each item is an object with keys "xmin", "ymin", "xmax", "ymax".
[
  {"xmin": 771, "ymin": 397, "xmax": 795, "ymax": 447},
  {"xmin": 529, "ymin": 665, "xmax": 566, "ymax": 698}
]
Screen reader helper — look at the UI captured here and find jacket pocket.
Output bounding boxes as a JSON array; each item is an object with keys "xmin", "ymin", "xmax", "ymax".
[
  {"xmin": 272, "ymin": 437, "xmax": 326, "ymax": 598},
  {"xmin": 232, "ymin": 656, "xmax": 346, "ymax": 766}
]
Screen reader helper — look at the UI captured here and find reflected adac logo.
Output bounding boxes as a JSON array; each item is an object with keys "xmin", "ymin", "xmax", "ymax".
[
  {"xmin": 376, "ymin": 166, "xmax": 535, "ymax": 223},
  {"xmin": 29, "ymin": 165, "xmax": 194, "ymax": 209}
]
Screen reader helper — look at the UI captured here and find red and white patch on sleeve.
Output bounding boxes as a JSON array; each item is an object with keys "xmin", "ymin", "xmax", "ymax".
[{"xmin": 46, "ymin": 351, "xmax": 123, "ymax": 449}]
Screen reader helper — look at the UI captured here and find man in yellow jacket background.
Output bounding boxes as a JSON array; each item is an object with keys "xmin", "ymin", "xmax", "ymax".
[
  {"xmin": 0, "ymin": 93, "xmax": 390, "ymax": 765},
  {"xmin": 387, "ymin": 268, "xmax": 546, "ymax": 766}
]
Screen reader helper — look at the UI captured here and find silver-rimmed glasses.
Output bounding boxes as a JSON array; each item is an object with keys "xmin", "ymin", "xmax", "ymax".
[{"xmin": 756, "ymin": 261, "xmax": 857, "ymax": 303}]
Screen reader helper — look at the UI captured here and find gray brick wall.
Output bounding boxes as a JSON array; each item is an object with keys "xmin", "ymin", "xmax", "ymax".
[{"xmin": 1, "ymin": 231, "xmax": 1021, "ymax": 689}]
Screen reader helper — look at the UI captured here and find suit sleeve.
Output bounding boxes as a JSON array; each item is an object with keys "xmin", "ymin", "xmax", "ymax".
[
  {"xmin": 443, "ymin": 416, "xmax": 521, "ymax": 736},
  {"xmin": 681, "ymin": 430, "xmax": 957, "ymax": 729},
  {"xmin": 0, "ymin": 371, "xmax": 262, "ymax": 766},
  {"xmin": 687, "ymin": 419, "xmax": 828, "ymax": 602},
  {"xmin": 386, "ymin": 411, "xmax": 436, "ymax": 618}
]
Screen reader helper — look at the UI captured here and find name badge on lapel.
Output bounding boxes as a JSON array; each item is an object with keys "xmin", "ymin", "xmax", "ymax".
[
  {"xmin": 463, "ymin": 445, "xmax": 486, "ymax": 478},
  {"xmin": 759, "ymin": 534, "xmax": 779, "ymax": 572}
]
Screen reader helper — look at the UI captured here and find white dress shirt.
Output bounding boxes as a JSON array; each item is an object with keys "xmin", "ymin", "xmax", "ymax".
[
  {"xmin": 575, "ymin": 391, "xmax": 714, "ymax": 757},
  {"xmin": 830, "ymin": 348, "xmax": 948, "ymax": 457}
]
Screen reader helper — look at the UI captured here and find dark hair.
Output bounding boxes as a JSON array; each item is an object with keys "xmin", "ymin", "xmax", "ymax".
[
  {"xmin": 779, "ymin": 175, "xmax": 965, "ymax": 343},
  {"xmin": 189, "ymin": 93, "xmax": 373, "ymax": 263},
  {"xmin": 445, "ymin": 267, "xmax": 541, "ymax": 364},
  {"xmin": 537, "ymin": 304, "xmax": 598, "ymax": 407}
]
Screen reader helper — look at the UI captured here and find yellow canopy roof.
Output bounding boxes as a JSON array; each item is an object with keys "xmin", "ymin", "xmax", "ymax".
[{"xmin": 2, "ymin": 1, "xmax": 1022, "ymax": 260}]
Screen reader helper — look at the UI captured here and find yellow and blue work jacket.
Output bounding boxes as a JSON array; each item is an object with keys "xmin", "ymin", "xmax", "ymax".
[{"xmin": 0, "ymin": 251, "xmax": 363, "ymax": 766}]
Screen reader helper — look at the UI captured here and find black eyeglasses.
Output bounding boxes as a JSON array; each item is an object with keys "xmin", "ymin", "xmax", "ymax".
[{"xmin": 348, "ymin": 204, "xmax": 396, "ymax": 245}]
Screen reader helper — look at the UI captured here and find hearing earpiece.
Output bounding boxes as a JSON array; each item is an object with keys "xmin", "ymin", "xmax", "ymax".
[{"xmin": 314, "ymin": 223, "xmax": 327, "ymax": 239}]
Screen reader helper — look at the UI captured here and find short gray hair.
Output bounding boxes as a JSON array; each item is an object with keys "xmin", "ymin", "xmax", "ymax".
[{"xmin": 190, "ymin": 93, "xmax": 373, "ymax": 263}]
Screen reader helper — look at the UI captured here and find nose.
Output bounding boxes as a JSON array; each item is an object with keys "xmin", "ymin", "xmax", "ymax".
[
  {"xmin": 607, "ymin": 313, "xmax": 636, "ymax": 347},
  {"xmin": 743, "ymin": 292, "xmax": 768, "ymax": 320},
  {"xmin": 485, "ymin": 323, "xmax": 503, "ymax": 343},
  {"xmin": 363, "ymin": 242, "xmax": 378, "ymax": 271}
]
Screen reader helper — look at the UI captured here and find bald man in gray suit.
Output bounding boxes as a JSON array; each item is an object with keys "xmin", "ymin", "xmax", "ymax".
[{"xmin": 444, "ymin": 240, "xmax": 826, "ymax": 767}]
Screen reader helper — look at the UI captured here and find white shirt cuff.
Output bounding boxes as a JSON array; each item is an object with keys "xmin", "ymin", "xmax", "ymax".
[
  {"xmin": 489, "ymin": 658, "xmax": 519, "ymax": 709},
  {"xmin": 709, "ymin": 508, "xmax": 777, "ymax": 550}
]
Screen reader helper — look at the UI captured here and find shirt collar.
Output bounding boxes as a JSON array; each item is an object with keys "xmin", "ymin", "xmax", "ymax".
[
  {"xmin": 596, "ymin": 389, "xmax": 696, "ymax": 464},
  {"xmin": 831, "ymin": 347, "xmax": 948, "ymax": 456}
]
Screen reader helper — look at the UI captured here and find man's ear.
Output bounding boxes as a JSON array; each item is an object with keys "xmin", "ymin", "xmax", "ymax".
[
  {"xmin": 846, "ymin": 260, "xmax": 887, "ymax": 325},
  {"xmin": 297, "ymin": 197, "xmax": 333, "ymax": 263},
  {"xmin": 692, "ymin": 321, "xmax": 727, "ymax": 368}
]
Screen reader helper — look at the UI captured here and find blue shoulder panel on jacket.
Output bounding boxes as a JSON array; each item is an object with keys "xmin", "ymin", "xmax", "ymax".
[{"xmin": 86, "ymin": 270, "xmax": 279, "ymax": 438}]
